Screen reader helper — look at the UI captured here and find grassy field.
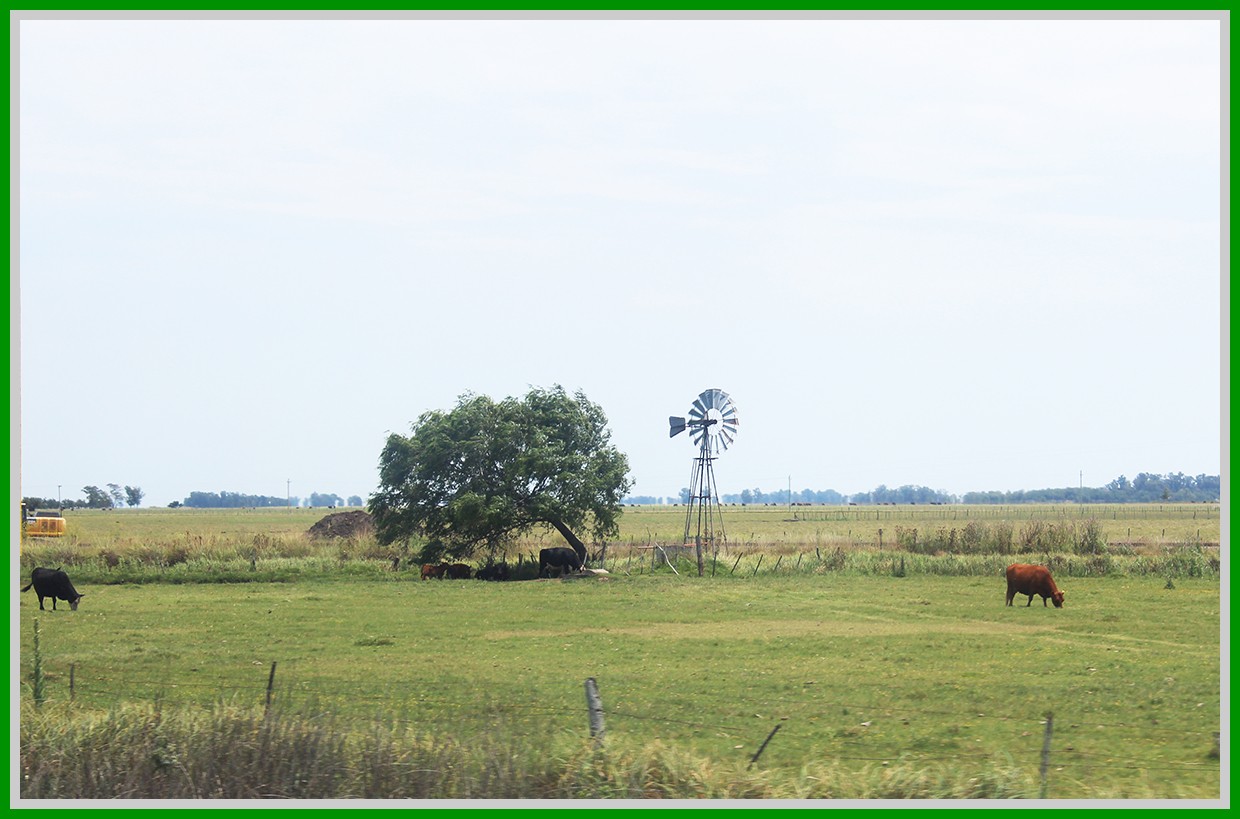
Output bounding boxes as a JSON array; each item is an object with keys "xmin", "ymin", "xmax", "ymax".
[
  {"xmin": 16, "ymin": 504, "xmax": 1222, "ymax": 799},
  {"xmin": 18, "ymin": 572, "xmax": 1221, "ymax": 798}
]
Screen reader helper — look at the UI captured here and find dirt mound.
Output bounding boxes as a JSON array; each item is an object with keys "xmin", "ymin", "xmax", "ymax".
[{"xmin": 307, "ymin": 510, "xmax": 374, "ymax": 539}]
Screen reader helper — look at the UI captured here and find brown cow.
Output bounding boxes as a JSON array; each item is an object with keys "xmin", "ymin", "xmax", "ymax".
[
  {"xmin": 420, "ymin": 563, "xmax": 445, "ymax": 580},
  {"xmin": 1006, "ymin": 563, "xmax": 1064, "ymax": 608},
  {"xmin": 444, "ymin": 563, "xmax": 472, "ymax": 579}
]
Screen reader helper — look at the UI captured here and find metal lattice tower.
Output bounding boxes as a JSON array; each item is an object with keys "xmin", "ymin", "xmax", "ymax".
[{"xmin": 669, "ymin": 388, "xmax": 739, "ymax": 576}]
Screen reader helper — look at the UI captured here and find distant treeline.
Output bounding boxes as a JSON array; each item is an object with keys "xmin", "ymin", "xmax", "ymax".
[
  {"xmin": 181, "ymin": 492, "xmax": 291, "ymax": 508},
  {"xmin": 623, "ymin": 472, "xmax": 1220, "ymax": 506},
  {"xmin": 23, "ymin": 484, "xmax": 143, "ymax": 511},
  {"xmin": 961, "ymin": 472, "xmax": 1219, "ymax": 504},
  {"xmin": 179, "ymin": 491, "xmax": 365, "ymax": 509}
]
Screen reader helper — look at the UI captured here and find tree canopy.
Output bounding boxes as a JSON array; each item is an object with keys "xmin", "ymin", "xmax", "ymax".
[{"xmin": 369, "ymin": 386, "xmax": 633, "ymax": 562}]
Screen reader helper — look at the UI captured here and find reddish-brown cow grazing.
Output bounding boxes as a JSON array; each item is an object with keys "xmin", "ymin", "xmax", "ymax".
[
  {"xmin": 1006, "ymin": 563, "xmax": 1064, "ymax": 608},
  {"xmin": 421, "ymin": 563, "xmax": 445, "ymax": 580}
]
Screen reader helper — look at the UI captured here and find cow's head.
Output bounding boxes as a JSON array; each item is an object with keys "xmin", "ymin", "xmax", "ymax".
[
  {"xmin": 68, "ymin": 593, "xmax": 83, "ymax": 611},
  {"xmin": 1051, "ymin": 590, "xmax": 1064, "ymax": 608}
]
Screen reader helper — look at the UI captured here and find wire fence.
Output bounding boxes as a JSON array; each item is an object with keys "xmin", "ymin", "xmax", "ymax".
[{"xmin": 24, "ymin": 660, "xmax": 1222, "ymax": 787}]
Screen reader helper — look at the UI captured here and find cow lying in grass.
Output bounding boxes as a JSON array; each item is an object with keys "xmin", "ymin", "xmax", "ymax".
[{"xmin": 475, "ymin": 563, "xmax": 510, "ymax": 581}]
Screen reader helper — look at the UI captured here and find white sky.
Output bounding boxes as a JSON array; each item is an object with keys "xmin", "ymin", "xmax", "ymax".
[{"xmin": 14, "ymin": 14, "xmax": 1226, "ymax": 507}]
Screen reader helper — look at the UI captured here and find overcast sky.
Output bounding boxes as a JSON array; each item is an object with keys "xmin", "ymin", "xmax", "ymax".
[{"xmin": 14, "ymin": 14, "xmax": 1225, "ymax": 508}]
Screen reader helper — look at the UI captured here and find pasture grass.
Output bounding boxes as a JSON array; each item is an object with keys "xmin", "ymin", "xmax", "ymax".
[{"xmin": 18, "ymin": 572, "xmax": 1221, "ymax": 799}]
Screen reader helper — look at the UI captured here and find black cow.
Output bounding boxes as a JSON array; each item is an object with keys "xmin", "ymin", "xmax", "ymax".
[
  {"xmin": 539, "ymin": 547, "xmax": 583, "ymax": 578},
  {"xmin": 475, "ymin": 563, "xmax": 511, "ymax": 581},
  {"xmin": 22, "ymin": 567, "xmax": 84, "ymax": 611},
  {"xmin": 444, "ymin": 563, "xmax": 472, "ymax": 580}
]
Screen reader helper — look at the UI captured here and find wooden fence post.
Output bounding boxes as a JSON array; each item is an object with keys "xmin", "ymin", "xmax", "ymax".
[
  {"xmin": 1039, "ymin": 711, "xmax": 1053, "ymax": 798},
  {"xmin": 751, "ymin": 554, "xmax": 763, "ymax": 577},
  {"xmin": 266, "ymin": 661, "xmax": 277, "ymax": 711},
  {"xmin": 584, "ymin": 677, "xmax": 605, "ymax": 746},
  {"xmin": 730, "ymin": 553, "xmax": 744, "ymax": 575}
]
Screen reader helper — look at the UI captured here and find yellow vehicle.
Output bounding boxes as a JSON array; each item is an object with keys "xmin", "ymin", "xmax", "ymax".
[{"xmin": 21, "ymin": 504, "xmax": 66, "ymax": 537}]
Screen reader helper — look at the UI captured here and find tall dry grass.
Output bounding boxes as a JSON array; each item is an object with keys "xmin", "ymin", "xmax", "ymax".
[{"xmin": 19, "ymin": 701, "xmax": 1054, "ymax": 799}]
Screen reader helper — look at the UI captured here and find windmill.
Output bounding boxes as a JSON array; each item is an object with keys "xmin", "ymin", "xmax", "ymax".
[{"xmin": 669, "ymin": 388, "xmax": 739, "ymax": 576}]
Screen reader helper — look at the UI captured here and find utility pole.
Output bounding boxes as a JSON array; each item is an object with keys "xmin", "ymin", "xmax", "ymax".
[{"xmin": 57, "ymin": 485, "xmax": 61, "ymax": 508}]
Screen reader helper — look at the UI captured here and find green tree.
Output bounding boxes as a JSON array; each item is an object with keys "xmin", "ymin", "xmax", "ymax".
[
  {"xmin": 369, "ymin": 386, "xmax": 632, "ymax": 562},
  {"xmin": 81, "ymin": 486, "xmax": 112, "ymax": 509},
  {"xmin": 124, "ymin": 486, "xmax": 144, "ymax": 507}
]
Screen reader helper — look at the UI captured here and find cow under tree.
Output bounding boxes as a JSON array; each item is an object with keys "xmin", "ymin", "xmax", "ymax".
[
  {"xmin": 475, "ymin": 562, "xmax": 510, "ymax": 581},
  {"xmin": 1005, "ymin": 563, "xmax": 1065, "ymax": 608},
  {"xmin": 444, "ymin": 563, "xmax": 472, "ymax": 579},
  {"xmin": 21, "ymin": 567, "xmax": 84, "ymax": 611},
  {"xmin": 539, "ymin": 519, "xmax": 589, "ymax": 578}
]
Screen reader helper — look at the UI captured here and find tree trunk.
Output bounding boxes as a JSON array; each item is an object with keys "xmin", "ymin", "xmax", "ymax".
[{"xmin": 546, "ymin": 518, "xmax": 588, "ymax": 563}]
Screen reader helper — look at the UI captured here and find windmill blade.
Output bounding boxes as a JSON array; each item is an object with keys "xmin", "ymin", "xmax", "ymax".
[
  {"xmin": 689, "ymin": 398, "xmax": 707, "ymax": 419},
  {"xmin": 719, "ymin": 427, "xmax": 736, "ymax": 448},
  {"xmin": 668, "ymin": 417, "xmax": 687, "ymax": 438},
  {"xmin": 701, "ymin": 388, "xmax": 725, "ymax": 409}
]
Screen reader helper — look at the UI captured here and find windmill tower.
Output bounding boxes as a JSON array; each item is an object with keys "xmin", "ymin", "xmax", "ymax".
[{"xmin": 669, "ymin": 388, "xmax": 739, "ymax": 576}]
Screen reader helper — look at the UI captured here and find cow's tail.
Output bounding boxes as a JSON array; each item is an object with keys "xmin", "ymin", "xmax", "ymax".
[{"xmin": 20, "ymin": 582, "xmax": 32, "ymax": 592}]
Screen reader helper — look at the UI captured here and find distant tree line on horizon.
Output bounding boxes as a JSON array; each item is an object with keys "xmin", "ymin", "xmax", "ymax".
[
  {"xmin": 25, "ymin": 472, "xmax": 1217, "ymax": 514},
  {"xmin": 622, "ymin": 472, "xmax": 1220, "ymax": 506},
  {"xmin": 176, "ymin": 491, "xmax": 365, "ymax": 509},
  {"xmin": 23, "ymin": 484, "xmax": 143, "ymax": 512},
  {"xmin": 960, "ymin": 472, "xmax": 1219, "ymax": 504}
]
